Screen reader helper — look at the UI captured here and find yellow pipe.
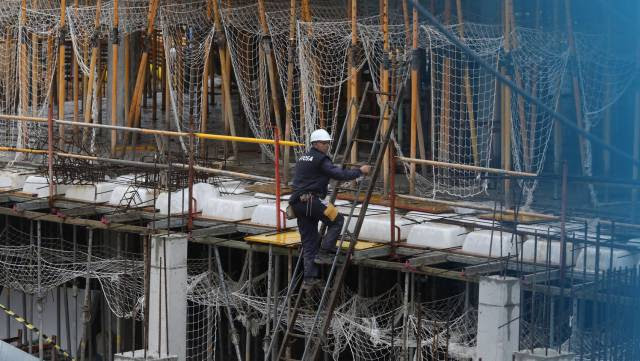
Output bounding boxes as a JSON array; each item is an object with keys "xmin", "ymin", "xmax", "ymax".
[
  {"xmin": 193, "ymin": 133, "xmax": 303, "ymax": 147},
  {"xmin": 0, "ymin": 114, "xmax": 304, "ymax": 147},
  {"xmin": 0, "ymin": 147, "xmax": 47, "ymax": 155}
]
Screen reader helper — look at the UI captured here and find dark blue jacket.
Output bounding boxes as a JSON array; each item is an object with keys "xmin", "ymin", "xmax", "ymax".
[{"xmin": 291, "ymin": 147, "xmax": 362, "ymax": 201}]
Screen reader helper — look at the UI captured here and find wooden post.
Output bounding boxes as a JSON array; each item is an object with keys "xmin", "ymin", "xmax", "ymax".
[
  {"xmin": 455, "ymin": 0, "xmax": 479, "ymax": 166},
  {"xmin": 19, "ymin": 0, "xmax": 28, "ymax": 154},
  {"xmin": 258, "ymin": 0, "xmax": 284, "ymax": 169},
  {"xmin": 82, "ymin": 0, "xmax": 103, "ymax": 143},
  {"xmin": 501, "ymin": 0, "xmax": 513, "ymax": 206},
  {"xmin": 381, "ymin": 0, "xmax": 391, "ymax": 195},
  {"xmin": 438, "ymin": 0, "xmax": 452, "ymax": 177},
  {"xmin": 301, "ymin": 0, "xmax": 325, "ymax": 130},
  {"xmin": 283, "ymin": 0, "xmax": 297, "ymax": 182},
  {"xmin": 200, "ymin": 3, "xmax": 213, "ymax": 159},
  {"xmin": 564, "ymin": 0, "xmax": 598, "ymax": 207},
  {"xmin": 111, "ymin": 0, "xmax": 119, "ymax": 155},
  {"xmin": 409, "ymin": 1, "xmax": 418, "ymax": 194},
  {"xmin": 122, "ymin": 0, "xmax": 160, "ymax": 157},
  {"xmin": 349, "ymin": 0, "xmax": 359, "ymax": 164},
  {"xmin": 212, "ymin": 0, "xmax": 238, "ymax": 159},
  {"xmin": 58, "ymin": 0, "xmax": 67, "ymax": 149}
]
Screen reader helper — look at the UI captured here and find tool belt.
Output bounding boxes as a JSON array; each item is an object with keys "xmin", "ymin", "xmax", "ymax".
[{"xmin": 299, "ymin": 193, "xmax": 313, "ymax": 202}]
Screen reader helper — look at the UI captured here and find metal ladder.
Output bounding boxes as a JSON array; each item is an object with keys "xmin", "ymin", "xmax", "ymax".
[{"xmin": 267, "ymin": 80, "xmax": 407, "ymax": 361}]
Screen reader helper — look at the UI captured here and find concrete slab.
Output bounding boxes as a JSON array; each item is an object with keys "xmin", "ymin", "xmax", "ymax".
[
  {"xmin": 66, "ymin": 182, "xmax": 117, "ymax": 203},
  {"xmin": 462, "ymin": 229, "xmax": 520, "ymax": 258},
  {"xmin": 250, "ymin": 201, "xmax": 296, "ymax": 228},
  {"xmin": 202, "ymin": 194, "xmax": 266, "ymax": 221},
  {"xmin": 574, "ymin": 246, "xmax": 636, "ymax": 272},
  {"xmin": 346, "ymin": 213, "xmax": 416, "ymax": 243},
  {"xmin": 407, "ymin": 222, "xmax": 467, "ymax": 249}
]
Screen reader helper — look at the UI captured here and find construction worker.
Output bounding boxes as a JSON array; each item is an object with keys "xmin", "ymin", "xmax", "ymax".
[{"xmin": 289, "ymin": 129, "xmax": 371, "ymax": 287}]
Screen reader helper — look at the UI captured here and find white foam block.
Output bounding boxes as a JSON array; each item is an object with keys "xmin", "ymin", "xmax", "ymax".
[
  {"xmin": 462, "ymin": 230, "xmax": 520, "ymax": 257},
  {"xmin": 202, "ymin": 195, "xmax": 266, "ymax": 221},
  {"xmin": 0, "ymin": 169, "xmax": 32, "ymax": 189},
  {"xmin": 108, "ymin": 185, "xmax": 155, "ymax": 207},
  {"xmin": 339, "ymin": 203, "xmax": 390, "ymax": 217},
  {"xmin": 192, "ymin": 183, "xmax": 220, "ymax": 211},
  {"xmin": 407, "ymin": 222, "xmax": 467, "ymax": 249},
  {"xmin": 66, "ymin": 182, "xmax": 117, "ymax": 203},
  {"xmin": 521, "ymin": 238, "xmax": 573, "ymax": 265},
  {"xmin": 404, "ymin": 211, "xmax": 458, "ymax": 222},
  {"xmin": 156, "ymin": 189, "xmax": 190, "ymax": 215},
  {"xmin": 22, "ymin": 175, "xmax": 70, "ymax": 197},
  {"xmin": 216, "ymin": 181, "xmax": 247, "ymax": 195},
  {"xmin": 250, "ymin": 202, "xmax": 296, "ymax": 228},
  {"xmin": 574, "ymin": 246, "xmax": 636, "ymax": 272},
  {"xmin": 346, "ymin": 213, "xmax": 415, "ymax": 243}
]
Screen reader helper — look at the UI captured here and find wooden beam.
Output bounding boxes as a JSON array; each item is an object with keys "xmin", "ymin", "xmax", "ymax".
[
  {"xmin": 349, "ymin": 0, "xmax": 359, "ymax": 164},
  {"xmin": 212, "ymin": 0, "xmax": 238, "ymax": 158},
  {"xmin": 82, "ymin": 0, "xmax": 103, "ymax": 144},
  {"xmin": 381, "ymin": 0, "xmax": 391, "ymax": 195},
  {"xmin": 122, "ymin": 0, "xmax": 160, "ymax": 157},
  {"xmin": 455, "ymin": 0, "xmax": 479, "ymax": 165},
  {"xmin": 0, "ymin": 204, "xmax": 153, "ymax": 234}
]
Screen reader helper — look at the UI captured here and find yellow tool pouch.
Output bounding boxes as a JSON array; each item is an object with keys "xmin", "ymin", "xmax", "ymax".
[{"xmin": 323, "ymin": 203, "xmax": 338, "ymax": 221}]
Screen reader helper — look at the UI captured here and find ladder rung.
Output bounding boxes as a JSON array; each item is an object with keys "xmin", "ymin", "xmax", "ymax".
[
  {"xmin": 359, "ymin": 114, "xmax": 379, "ymax": 119},
  {"xmin": 354, "ymin": 138, "xmax": 376, "ymax": 144},
  {"xmin": 369, "ymin": 89, "xmax": 396, "ymax": 96}
]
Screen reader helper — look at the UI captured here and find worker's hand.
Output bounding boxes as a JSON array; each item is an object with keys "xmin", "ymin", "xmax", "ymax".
[{"xmin": 359, "ymin": 165, "xmax": 371, "ymax": 175}]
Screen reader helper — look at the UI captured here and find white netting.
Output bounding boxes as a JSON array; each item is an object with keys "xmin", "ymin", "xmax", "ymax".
[
  {"xmin": 265, "ymin": 4, "xmax": 348, "ymax": 157},
  {"xmin": 117, "ymin": 0, "xmax": 155, "ymax": 36},
  {"xmin": 67, "ymin": 2, "xmax": 112, "ymax": 77},
  {"xmin": 421, "ymin": 23, "xmax": 503, "ymax": 198},
  {"xmin": 0, "ymin": 2, "xmax": 21, "ymax": 149},
  {"xmin": 160, "ymin": 1, "xmax": 214, "ymax": 140},
  {"xmin": 509, "ymin": 28, "xmax": 569, "ymax": 208},
  {"xmin": 0, "ymin": 226, "xmax": 479, "ymax": 361},
  {"xmin": 15, "ymin": 7, "xmax": 60, "ymax": 156},
  {"xmin": 297, "ymin": 18, "xmax": 367, "ymax": 148},
  {"xmin": 221, "ymin": 2, "xmax": 287, "ymax": 159},
  {"xmin": 572, "ymin": 32, "xmax": 638, "ymax": 207}
]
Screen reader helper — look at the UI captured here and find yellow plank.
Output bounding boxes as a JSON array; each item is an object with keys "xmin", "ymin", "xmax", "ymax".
[
  {"xmin": 245, "ymin": 231, "xmax": 383, "ymax": 250},
  {"xmin": 245, "ymin": 231, "xmax": 301, "ymax": 247}
]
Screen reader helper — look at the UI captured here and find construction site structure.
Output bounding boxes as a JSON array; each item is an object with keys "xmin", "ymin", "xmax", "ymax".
[{"xmin": 0, "ymin": 1, "xmax": 637, "ymax": 361}]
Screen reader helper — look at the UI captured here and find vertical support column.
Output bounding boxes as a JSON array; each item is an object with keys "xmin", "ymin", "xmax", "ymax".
[
  {"xmin": 501, "ymin": 0, "xmax": 513, "ymax": 207},
  {"xmin": 147, "ymin": 234, "xmax": 187, "ymax": 361},
  {"xmin": 409, "ymin": 2, "xmax": 418, "ymax": 194},
  {"xmin": 380, "ymin": 0, "xmax": 390, "ymax": 195},
  {"xmin": 58, "ymin": 0, "xmax": 67, "ymax": 148},
  {"xmin": 348, "ymin": 0, "xmax": 359, "ymax": 164},
  {"xmin": 476, "ymin": 276, "xmax": 520, "ymax": 361},
  {"xmin": 633, "ymin": 2, "xmax": 640, "ymax": 220}
]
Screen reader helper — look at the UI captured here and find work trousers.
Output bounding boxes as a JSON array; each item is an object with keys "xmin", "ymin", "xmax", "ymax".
[{"xmin": 291, "ymin": 196, "xmax": 344, "ymax": 280}]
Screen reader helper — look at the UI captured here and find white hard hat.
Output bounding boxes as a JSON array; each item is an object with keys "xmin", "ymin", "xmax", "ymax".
[{"xmin": 310, "ymin": 129, "xmax": 332, "ymax": 143}]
